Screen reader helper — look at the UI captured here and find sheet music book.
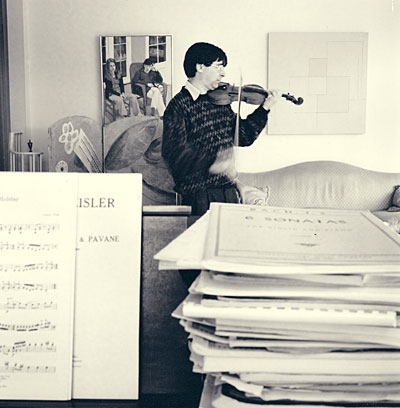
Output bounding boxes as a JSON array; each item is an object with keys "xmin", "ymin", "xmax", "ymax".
[
  {"xmin": 190, "ymin": 270, "xmax": 400, "ymax": 305},
  {"xmin": 238, "ymin": 371, "xmax": 400, "ymax": 385},
  {"xmin": 209, "ymin": 382, "xmax": 400, "ymax": 406},
  {"xmin": 202, "ymin": 203, "xmax": 400, "ymax": 274},
  {"xmin": 181, "ymin": 320, "xmax": 388, "ymax": 351},
  {"xmin": 190, "ymin": 336, "xmax": 400, "ymax": 375},
  {"xmin": 72, "ymin": 173, "xmax": 142, "ymax": 399},
  {"xmin": 0, "ymin": 172, "xmax": 142, "ymax": 401},
  {"xmin": 0, "ymin": 172, "xmax": 78, "ymax": 400},
  {"xmin": 217, "ymin": 373, "xmax": 400, "ymax": 403},
  {"xmin": 182, "ymin": 292, "xmax": 397, "ymax": 327}
]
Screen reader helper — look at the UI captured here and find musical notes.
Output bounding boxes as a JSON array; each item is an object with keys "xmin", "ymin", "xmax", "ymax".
[
  {"xmin": 0, "ymin": 173, "xmax": 78, "ymax": 399},
  {"xmin": 0, "ymin": 340, "xmax": 56, "ymax": 356},
  {"xmin": 0, "ymin": 242, "xmax": 58, "ymax": 252},
  {"xmin": 0, "ymin": 299, "xmax": 57, "ymax": 311},
  {"xmin": 0, "ymin": 262, "xmax": 58, "ymax": 273},
  {"xmin": 1, "ymin": 361, "xmax": 56, "ymax": 373},
  {"xmin": 1, "ymin": 281, "xmax": 57, "ymax": 291},
  {"xmin": 0, "ymin": 320, "xmax": 56, "ymax": 332},
  {"xmin": 0, "ymin": 223, "xmax": 60, "ymax": 235}
]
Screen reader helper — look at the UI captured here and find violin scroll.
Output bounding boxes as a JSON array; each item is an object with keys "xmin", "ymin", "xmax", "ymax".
[{"xmin": 282, "ymin": 93, "xmax": 304, "ymax": 105}]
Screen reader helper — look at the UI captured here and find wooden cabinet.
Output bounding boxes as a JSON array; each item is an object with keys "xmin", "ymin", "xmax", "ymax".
[{"xmin": 141, "ymin": 207, "xmax": 202, "ymax": 396}]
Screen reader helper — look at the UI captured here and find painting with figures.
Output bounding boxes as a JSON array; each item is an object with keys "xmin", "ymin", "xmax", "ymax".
[
  {"xmin": 100, "ymin": 35, "xmax": 172, "ymax": 123},
  {"xmin": 100, "ymin": 35, "xmax": 177, "ymax": 206}
]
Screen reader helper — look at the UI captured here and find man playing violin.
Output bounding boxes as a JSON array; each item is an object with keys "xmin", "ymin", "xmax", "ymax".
[{"xmin": 162, "ymin": 42, "xmax": 279, "ymax": 216}]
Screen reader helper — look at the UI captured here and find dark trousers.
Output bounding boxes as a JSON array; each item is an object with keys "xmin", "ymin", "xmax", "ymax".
[
  {"xmin": 181, "ymin": 183, "xmax": 240, "ymax": 217},
  {"xmin": 179, "ymin": 183, "xmax": 240, "ymax": 288}
]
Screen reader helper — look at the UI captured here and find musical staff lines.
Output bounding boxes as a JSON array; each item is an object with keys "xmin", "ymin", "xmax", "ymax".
[
  {"xmin": 0, "ymin": 299, "xmax": 57, "ymax": 312},
  {"xmin": 0, "ymin": 340, "xmax": 56, "ymax": 356},
  {"xmin": 0, "ymin": 320, "xmax": 56, "ymax": 332},
  {"xmin": 0, "ymin": 172, "xmax": 79, "ymax": 399},
  {"xmin": 0, "ymin": 223, "xmax": 60, "ymax": 235},
  {"xmin": 0, "ymin": 242, "xmax": 58, "ymax": 252},
  {"xmin": 1, "ymin": 281, "xmax": 57, "ymax": 292},
  {"xmin": 0, "ymin": 361, "xmax": 56, "ymax": 374},
  {"xmin": 0, "ymin": 262, "xmax": 58, "ymax": 273}
]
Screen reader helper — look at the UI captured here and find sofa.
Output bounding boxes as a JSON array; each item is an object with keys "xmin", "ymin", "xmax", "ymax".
[
  {"xmin": 47, "ymin": 116, "xmax": 400, "ymax": 234},
  {"xmin": 237, "ymin": 160, "xmax": 400, "ymax": 234}
]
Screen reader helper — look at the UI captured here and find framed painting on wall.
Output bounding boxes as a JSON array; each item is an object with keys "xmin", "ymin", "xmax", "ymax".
[
  {"xmin": 100, "ymin": 35, "xmax": 177, "ymax": 205},
  {"xmin": 100, "ymin": 35, "xmax": 172, "ymax": 124},
  {"xmin": 267, "ymin": 32, "xmax": 368, "ymax": 135}
]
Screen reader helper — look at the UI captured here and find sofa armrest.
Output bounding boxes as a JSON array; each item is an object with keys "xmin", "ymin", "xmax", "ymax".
[
  {"xmin": 236, "ymin": 181, "xmax": 270, "ymax": 205},
  {"xmin": 372, "ymin": 210, "xmax": 400, "ymax": 234}
]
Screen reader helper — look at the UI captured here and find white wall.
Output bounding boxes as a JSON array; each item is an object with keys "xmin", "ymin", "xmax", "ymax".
[{"xmin": 7, "ymin": 0, "xmax": 400, "ymax": 172}]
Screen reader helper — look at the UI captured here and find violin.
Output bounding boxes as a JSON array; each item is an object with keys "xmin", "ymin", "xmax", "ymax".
[{"xmin": 207, "ymin": 82, "xmax": 304, "ymax": 106}]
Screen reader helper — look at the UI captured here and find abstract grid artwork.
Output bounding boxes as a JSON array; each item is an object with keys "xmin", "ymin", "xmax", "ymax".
[{"xmin": 267, "ymin": 32, "xmax": 368, "ymax": 134}]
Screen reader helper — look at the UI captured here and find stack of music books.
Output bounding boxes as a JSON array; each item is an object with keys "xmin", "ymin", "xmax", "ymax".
[{"xmin": 155, "ymin": 203, "xmax": 400, "ymax": 407}]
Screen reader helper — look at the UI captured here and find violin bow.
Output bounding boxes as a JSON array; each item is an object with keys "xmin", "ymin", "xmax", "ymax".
[{"xmin": 234, "ymin": 72, "xmax": 243, "ymax": 147}]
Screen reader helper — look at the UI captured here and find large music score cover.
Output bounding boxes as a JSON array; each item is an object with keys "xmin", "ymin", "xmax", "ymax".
[{"xmin": 72, "ymin": 173, "xmax": 142, "ymax": 399}]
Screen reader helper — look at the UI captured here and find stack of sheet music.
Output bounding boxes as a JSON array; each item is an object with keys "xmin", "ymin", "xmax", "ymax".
[{"xmin": 155, "ymin": 203, "xmax": 400, "ymax": 408}]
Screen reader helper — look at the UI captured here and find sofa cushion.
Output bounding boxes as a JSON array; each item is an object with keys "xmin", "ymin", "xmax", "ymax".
[{"xmin": 238, "ymin": 161, "xmax": 400, "ymax": 211}]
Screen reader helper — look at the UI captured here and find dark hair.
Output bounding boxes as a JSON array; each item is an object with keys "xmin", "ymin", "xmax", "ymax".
[
  {"xmin": 183, "ymin": 42, "xmax": 227, "ymax": 78},
  {"xmin": 105, "ymin": 58, "xmax": 121, "ymax": 79},
  {"xmin": 106, "ymin": 58, "xmax": 117, "ymax": 66},
  {"xmin": 144, "ymin": 57, "xmax": 156, "ymax": 66}
]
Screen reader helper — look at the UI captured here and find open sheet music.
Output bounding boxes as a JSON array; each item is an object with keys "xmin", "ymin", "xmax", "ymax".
[
  {"xmin": 0, "ymin": 172, "xmax": 142, "ymax": 401},
  {"xmin": 0, "ymin": 173, "xmax": 78, "ymax": 400}
]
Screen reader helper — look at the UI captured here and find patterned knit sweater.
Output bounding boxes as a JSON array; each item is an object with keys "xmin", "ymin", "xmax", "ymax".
[{"xmin": 161, "ymin": 87, "xmax": 269, "ymax": 194}]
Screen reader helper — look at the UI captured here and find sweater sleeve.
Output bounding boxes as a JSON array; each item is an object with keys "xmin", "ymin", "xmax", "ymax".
[
  {"xmin": 104, "ymin": 77, "xmax": 120, "ymax": 99},
  {"xmin": 161, "ymin": 101, "xmax": 215, "ymax": 180},
  {"xmin": 237, "ymin": 105, "xmax": 270, "ymax": 146},
  {"xmin": 132, "ymin": 69, "xmax": 143, "ymax": 84}
]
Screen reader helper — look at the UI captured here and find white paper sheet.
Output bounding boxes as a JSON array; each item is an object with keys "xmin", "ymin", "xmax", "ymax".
[
  {"xmin": 154, "ymin": 211, "xmax": 209, "ymax": 269},
  {"xmin": 72, "ymin": 173, "xmax": 142, "ymax": 399}
]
